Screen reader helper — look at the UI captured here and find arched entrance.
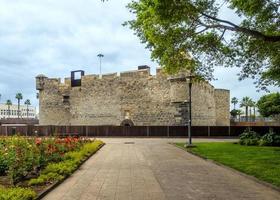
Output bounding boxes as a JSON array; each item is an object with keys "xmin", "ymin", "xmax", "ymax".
[{"xmin": 120, "ymin": 119, "xmax": 134, "ymax": 127}]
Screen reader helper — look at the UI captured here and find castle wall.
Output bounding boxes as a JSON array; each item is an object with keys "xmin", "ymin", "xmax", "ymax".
[
  {"xmin": 215, "ymin": 89, "xmax": 230, "ymax": 126},
  {"xmin": 38, "ymin": 79, "xmax": 71, "ymax": 125},
  {"xmin": 36, "ymin": 68, "xmax": 229, "ymax": 126}
]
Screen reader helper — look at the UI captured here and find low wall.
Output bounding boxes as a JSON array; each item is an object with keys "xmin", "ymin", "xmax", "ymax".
[{"xmin": 0, "ymin": 125, "xmax": 279, "ymax": 137}]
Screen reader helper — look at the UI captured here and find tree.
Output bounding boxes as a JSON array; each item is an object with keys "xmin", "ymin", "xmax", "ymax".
[
  {"xmin": 240, "ymin": 96, "xmax": 252, "ymax": 122},
  {"xmin": 257, "ymin": 93, "xmax": 280, "ymax": 120},
  {"xmin": 248, "ymin": 99, "xmax": 255, "ymax": 122},
  {"xmin": 126, "ymin": 0, "xmax": 280, "ymax": 88},
  {"xmin": 15, "ymin": 93, "xmax": 23, "ymax": 118},
  {"xmin": 231, "ymin": 97, "xmax": 238, "ymax": 110},
  {"xmin": 24, "ymin": 99, "xmax": 31, "ymax": 118},
  {"xmin": 236, "ymin": 109, "xmax": 243, "ymax": 122},
  {"xmin": 249, "ymin": 100, "xmax": 257, "ymax": 122},
  {"xmin": 6, "ymin": 100, "xmax": 12, "ymax": 118},
  {"xmin": 230, "ymin": 109, "xmax": 238, "ymax": 119}
]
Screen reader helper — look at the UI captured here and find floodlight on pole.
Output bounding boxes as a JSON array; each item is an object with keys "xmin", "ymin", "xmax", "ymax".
[{"xmin": 97, "ymin": 53, "xmax": 104, "ymax": 78}]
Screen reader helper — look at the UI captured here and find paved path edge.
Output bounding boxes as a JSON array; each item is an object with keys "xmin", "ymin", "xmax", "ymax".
[
  {"xmin": 36, "ymin": 143, "xmax": 106, "ymax": 200},
  {"xmin": 171, "ymin": 143, "xmax": 280, "ymax": 193}
]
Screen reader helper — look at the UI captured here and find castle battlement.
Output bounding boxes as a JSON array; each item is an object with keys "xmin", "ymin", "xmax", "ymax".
[{"xmin": 36, "ymin": 66, "xmax": 230, "ymax": 126}]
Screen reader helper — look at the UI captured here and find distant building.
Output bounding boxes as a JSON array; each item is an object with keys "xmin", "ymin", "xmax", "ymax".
[{"xmin": 0, "ymin": 103, "xmax": 37, "ymax": 119}]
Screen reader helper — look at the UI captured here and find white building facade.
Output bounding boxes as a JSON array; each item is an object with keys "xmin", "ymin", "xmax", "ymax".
[{"xmin": 0, "ymin": 104, "xmax": 37, "ymax": 119}]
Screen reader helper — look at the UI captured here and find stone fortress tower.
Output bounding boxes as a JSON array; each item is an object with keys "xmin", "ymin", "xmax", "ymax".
[{"xmin": 36, "ymin": 66, "xmax": 230, "ymax": 126}]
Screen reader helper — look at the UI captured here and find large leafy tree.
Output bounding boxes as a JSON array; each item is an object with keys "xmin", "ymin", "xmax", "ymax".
[
  {"xmin": 125, "ymin": 0, "xmax": 280, "ymax": 88},
  {"xmin": 257, "ymin": 92, "xmax": 280, "ymax": 119}
]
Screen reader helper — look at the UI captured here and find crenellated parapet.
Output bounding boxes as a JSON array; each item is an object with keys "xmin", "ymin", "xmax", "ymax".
[{"xmin": 36, "ymin": 65, "xmax": 230, "ymax": 126}]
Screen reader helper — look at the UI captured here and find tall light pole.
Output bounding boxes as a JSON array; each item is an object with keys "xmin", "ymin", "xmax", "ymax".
[
  {"xmin": 97, "ymin": 53, "xmax": 104, "ymax": 78},
  {"xmin": 185, "ymin": 73, "xmax": 195, "ymax": 147}
]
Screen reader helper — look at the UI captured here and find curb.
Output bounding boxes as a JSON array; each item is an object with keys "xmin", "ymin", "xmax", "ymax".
[
  {"xmin": 35, "ymin": 143, "xmax": 105, "ymax": 200},
  {"xmin": 171, "ymin": 143, "xmax": 280, "ymax": 193}
]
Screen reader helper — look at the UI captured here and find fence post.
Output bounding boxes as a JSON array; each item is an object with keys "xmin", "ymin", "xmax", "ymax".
[
  {"xmin": 208, "ymin": 126, "xmax": 210, "ymax": 137},
  {"xmin": 228, "ymin": 126, "xmax": 231, "ymax": 137},
  {"xmin": 86, "ymin": 126, "xmax": 88, "ymax": 137},
  {"xmin": 146, "ymin": 126, "xmax": 149, "ymax": 137}
]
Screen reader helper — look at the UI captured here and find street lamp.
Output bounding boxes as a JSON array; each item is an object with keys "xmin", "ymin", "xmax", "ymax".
[
  {"xmin": 185, "ymin": 74, "xmax": 195, "ymax": 147},
  {"xmin": 97, "ymin": 53, "xmax": 104, "ymax": 78}
]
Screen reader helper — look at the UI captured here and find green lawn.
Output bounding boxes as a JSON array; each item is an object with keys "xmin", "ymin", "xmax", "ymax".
[{"xmin": 176, "ymin": 142, "xmax": 280, "ymax": 187}]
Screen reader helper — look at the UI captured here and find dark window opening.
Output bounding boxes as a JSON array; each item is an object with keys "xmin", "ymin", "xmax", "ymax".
[
  {"xmin": 63, "ymin": 95, "xmax": 70, "ymax": 103},
  {"xmin": 121, "ymin": 119, "xmax": 134, "ymax": 127},
  {"xmin": 71, "ymin": 70, "xmax": 85, "ymax": 87}
]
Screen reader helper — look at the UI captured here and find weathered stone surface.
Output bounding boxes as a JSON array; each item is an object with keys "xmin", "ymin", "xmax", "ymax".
[{"xmin": 36, "ymin": 68, "xmax": 230, "ymax": 126}]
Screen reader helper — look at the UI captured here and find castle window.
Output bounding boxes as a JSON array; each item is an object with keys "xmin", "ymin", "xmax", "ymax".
[{"xmin": 63, "ymin": 95, "xmax": 70, "ymax": 103}]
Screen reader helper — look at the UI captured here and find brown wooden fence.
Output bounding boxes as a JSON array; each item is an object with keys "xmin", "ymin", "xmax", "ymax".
[{"xmin": 0, "ymin": 125, "xmax": 279, "ymax": 137}]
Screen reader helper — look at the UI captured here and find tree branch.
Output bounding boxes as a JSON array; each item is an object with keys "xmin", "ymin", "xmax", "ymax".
[{"xmin": 200, "ymin": 13, "xmax": 280, "ymax": 42}]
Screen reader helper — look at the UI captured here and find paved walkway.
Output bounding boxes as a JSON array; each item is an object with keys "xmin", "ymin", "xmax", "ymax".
[{"xmin": 43, "ymin": 138, "xmax": 280, "ymax": 200}]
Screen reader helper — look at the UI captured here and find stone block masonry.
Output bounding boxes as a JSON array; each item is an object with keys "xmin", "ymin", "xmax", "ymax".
[{"xmin": 36, "ymin": 66, "xmax": 230, "ymax": 126}]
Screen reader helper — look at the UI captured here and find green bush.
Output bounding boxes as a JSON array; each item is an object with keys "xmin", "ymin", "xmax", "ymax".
[
  {"xmin": 239, "ymin": 130, "xmax": 260, "ymax": 146},
  {"xmin": 28, "ymin": 140, "xmax": 104, "ymax": 186},
  {"xmin": 259, "ymin": 132, "xmax": 280, "ymax": 146},
  {"xmin": 0, "ymin": 186, "xmax": 36, "ymax": 200},
  {"xmin": 28, "ymin": 172, "xmax": 64, "ymax": 186}
]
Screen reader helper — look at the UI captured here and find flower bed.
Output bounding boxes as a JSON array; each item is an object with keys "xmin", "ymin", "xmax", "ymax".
[{"xmin": 0, "ymin": 136, "xmax": 104, "ymax": 200}]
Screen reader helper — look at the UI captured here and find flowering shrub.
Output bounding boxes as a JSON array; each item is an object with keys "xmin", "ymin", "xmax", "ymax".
[
  {"xmin": 28, "ymin": 140, "xmax": 104, "ymax": 186},
  {"xmin": 0, "ymin": 136, "xmax": 89, "ymax": 185}
]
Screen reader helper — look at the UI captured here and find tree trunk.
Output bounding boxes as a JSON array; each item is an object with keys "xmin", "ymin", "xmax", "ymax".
[
  {"xmin": 253, "ymin": 107, "xmax": 256, "ymax": 122},
  {"xmin": 249, "ymin": 107, "xmax": 252, "ymax": 122},
  {"xmin": 27, "ymin": 105, "xmax": 29, "ymax": 118},
  {"xmin": 8, "ymin": 105, "xmax": 10, "ymax": 118},
  {"xmin": 17, "ymin": 99, "xmax": 20, "ymax": 118},
  {"xmin": 246, "ymin": 107, "xmax": 248, "ymax": 122}
]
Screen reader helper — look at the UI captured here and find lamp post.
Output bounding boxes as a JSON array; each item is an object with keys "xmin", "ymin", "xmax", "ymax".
[
  {"xmin": 185, "ymin": 74, "xmax": 194, "ymax": 147},
  {"xmin": 97, "ymin": 53, "xmax": 104, "ymax": 78}
]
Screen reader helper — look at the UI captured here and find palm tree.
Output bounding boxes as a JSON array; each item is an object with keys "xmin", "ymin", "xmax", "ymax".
[
  {"xmin": 6, "ymin": 100, "xmax": 12, "ymax": 118},
  {"xmin": 231, "ymin": 97, "xmax": 238, "ymax": 110},
  {"xmin": 240, "ymin": 97, "xmax": 252, "ymax": 122},
  {"xmin": 24, "ymin": 99, "xmax": 31, "ymax": 118},
  {"xmin": 251, "ymin": 101, "xmax": 257, "ymax": 122},
  {"xmin": 248, "ymin": 99, "xmax": 254, "ymax": 122},
  {"xmin": 236, "ymin": 109, "xmax": 243, "ymax": 122},
  {"xmin": 15, "ymin": 93, "xmax": 23, "ymax": 118}
]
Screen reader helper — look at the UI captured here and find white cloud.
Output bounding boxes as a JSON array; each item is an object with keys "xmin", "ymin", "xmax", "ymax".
[{"xmin": 0, "ymin": 0, "xmax": 278, "ymax": 108}]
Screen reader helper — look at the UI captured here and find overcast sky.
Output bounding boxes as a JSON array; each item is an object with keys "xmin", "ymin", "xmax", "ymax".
[{"xmin": 0, "ymin": 0, "xmax": 279, "ymax": 111}]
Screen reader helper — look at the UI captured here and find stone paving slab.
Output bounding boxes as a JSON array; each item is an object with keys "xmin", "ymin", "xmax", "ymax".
[{"xmin": 43, "ymin": 138, "xmax": 280, "ymax": 200}]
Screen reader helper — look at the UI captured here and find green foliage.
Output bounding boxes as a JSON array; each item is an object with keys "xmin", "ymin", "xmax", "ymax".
[
  {"xmin": 230, "ymin": 109, "xmax": 239, "ymax": 118},
  {"xmin": 126, "ymin": 0, "xmax": 280, "ymax": 89},
  {"xmin": 176, "ymin": 142, "xmax": 280, "ymax": 187},
  {"xmin": 0, "ymin": 136, "xmax": 91, "ymax": 185},
  {"xmin": 0, "ymin": 186, "xmax": 36, "ymax": 200},
  {"xmin": 257, "ymin": 92, "xmax": 280, "ymax": 118},
  {"xmin": 239, "ymin": 129, "xmax": 260, "ymax": 145},
  {"xmin": 28, "ymin": 140, "xmax": 104, "ymax": 186},
  {"xmin": 28, "ymin": 172, "xmax": 64, "ymax": 186},
  {"xmin": 259, "ymin": 132, "xmax": 280, "ymax": 146}
]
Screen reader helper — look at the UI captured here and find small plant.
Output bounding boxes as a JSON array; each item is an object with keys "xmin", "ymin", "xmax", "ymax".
[
  {"xmin": 239, "ymin": 129, "xmax": 260, "ymax": 146},
  {"xmin": 259, "ymin": 131, "xmax": 280, "ymax": 146},
  {"xmin": 0, "ymin": 186, "xmax": 36, "ymax": 200}
]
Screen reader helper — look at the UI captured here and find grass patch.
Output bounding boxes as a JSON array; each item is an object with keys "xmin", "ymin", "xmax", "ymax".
[{"xmin": 176, "ymin": 142, "xmax": 280, "ymax": 187}]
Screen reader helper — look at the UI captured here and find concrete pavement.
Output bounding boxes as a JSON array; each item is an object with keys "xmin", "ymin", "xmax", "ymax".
[{"xmin": 43, "ymin": 138, "xmax": 280, "ymax": 200}]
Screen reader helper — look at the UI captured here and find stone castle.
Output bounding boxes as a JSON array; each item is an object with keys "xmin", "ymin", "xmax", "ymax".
[{"xmin": 36, "ymin": 66, "xmax": 230, "ymax": 126}]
